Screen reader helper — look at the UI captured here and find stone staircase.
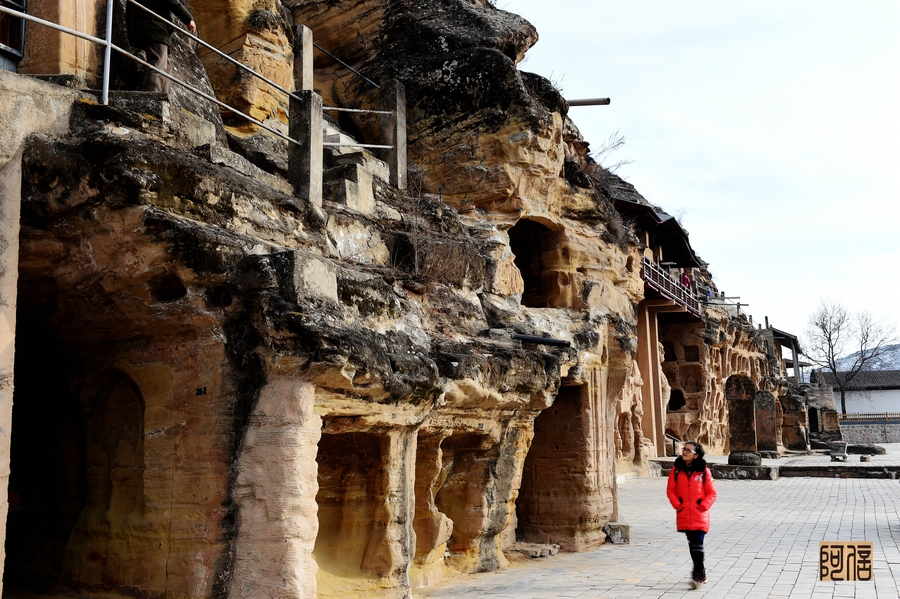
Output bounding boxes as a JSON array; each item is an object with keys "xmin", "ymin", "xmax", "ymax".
[
  {"xmin": 97, "ymin": 92, "xmax": 391, "ymax": 220},
  {"xmin": 322, "ymin": 123, "xmax": 391, "ymax": 216}
]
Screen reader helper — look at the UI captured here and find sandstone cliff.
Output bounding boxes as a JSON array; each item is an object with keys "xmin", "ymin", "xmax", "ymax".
[{"xmin": 0, "ymin": 1, "xmax": 782, "ymax": 598}]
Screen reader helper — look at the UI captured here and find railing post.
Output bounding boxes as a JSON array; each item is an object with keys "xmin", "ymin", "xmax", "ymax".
[
  {"xmin": 380, "ymin": 80, "xmax": 407, "ymax": 190},
  {"xmin": 293, "ymin": 25, "xmax": 314, "ymax": 92},
  {"xmin": 289, "ymin": 90, "xmax": 323, "ymax": 207},
  {"xmin": 102, "ymin": 0, "xmax": 113, "ymax": 104}
]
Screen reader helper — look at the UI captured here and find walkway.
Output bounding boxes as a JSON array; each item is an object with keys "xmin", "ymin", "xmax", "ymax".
[{"xmin": 420, "ymin": 445, "xmax": 900, "ymax": 599}]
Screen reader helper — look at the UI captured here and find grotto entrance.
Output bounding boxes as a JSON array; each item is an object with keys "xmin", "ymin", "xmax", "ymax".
[
  {"xmin": 6, "ymin": 275, "xmax": 152, "ymax": 596},
  {"xmin": 509, "ymin": 219, "xmax": 555, "ymax": 308},
  {"xmin": 313, "ymin": 430, "xmax": 389, "ymax": 595},
  {"xmin": 4, "ymin": 293, "xmax": 87, "ymax": 594},
  {"xmin": 515, "ymin": 384, "xmax": 601, "ymax": 551}
]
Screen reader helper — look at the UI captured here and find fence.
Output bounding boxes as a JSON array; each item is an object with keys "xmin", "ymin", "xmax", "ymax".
[
  {"xmin": 641, "ymin": 257, "xmax": 700, "ymax": 317},
  {"xmin": 839, "ymin": 413, "xmax": 900, "ymax": 421},
  {"xmin": 0, "ymin": 0, "xmax": 407, "ymax": 199}
]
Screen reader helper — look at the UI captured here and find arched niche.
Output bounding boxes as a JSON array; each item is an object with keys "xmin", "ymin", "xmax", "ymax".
[{"xmin": 508, "ymin": 218, "xmax": 567, "ymax": 308}]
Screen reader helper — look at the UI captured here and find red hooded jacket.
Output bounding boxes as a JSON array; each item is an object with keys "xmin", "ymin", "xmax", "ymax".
[{"xmin": 666, "ymin": 457, "xmax": 717, "ymax": 532}]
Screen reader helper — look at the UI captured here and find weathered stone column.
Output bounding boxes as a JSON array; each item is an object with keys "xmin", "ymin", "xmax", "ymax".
[
  {"xmin": 293, "ymin": 25, "xmax": 314, "ymax": 92},
  {"xmin": 755, "ymin": 390, "xmax": 778, "ymax": 458},
  {"xmin": 726, "ymin": 374, "xmax": 761, "ymax": 466},
  {"xmin": 380, "ymin": 80, "xmax": 407, "ymax": 190},
  {"xmin": 410, "ymin": 433, "xmax": 453, "ymax": 589},
  {"xmin": 636, "ymin": 299, "xmax": 686, "ymax": 456},
  {"xmin": 288, "ymin": 90, "xmax": 323, "ymax": 206},
  {"xmin": 228, "ymin": 380, "xmax": 322, "ymax": 599},
  {"xmin": 360, "ymin": 430, "xmax": 417, "ymax": 594},
  {"xmin": 0, "ymin": 148, "xmax": 22, "ymax": 597}
]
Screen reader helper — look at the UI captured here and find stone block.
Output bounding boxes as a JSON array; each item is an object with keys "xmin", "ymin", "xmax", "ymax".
[
  {"xmin": 726, "ymin": 375, "xmax": 758, "ymax": 458},
  {"xmin": 728, "ymin": 451, "xmax": 762, "ymax": 466},
  {"xmin": 755, "ymin": 390, "xmax": 777, "ymax": 452},
  {"xmin": 323, "ymin": 161, "xmax": 374, "ymax": 214},
  {"xmin": 108, "ymin": 91, "xmax": 219, "ymax": 150},
  {"xmin": 710, "ymin": 464, "xmax": 779, "ymax": 480},
  {"xmin": 507, "ymin": 542, "xmax": 560, "ymax": 558},
  {"xmin": 603, "ymin": 522, "xmax": 631, "ymax": 544},
  {"xmin": 192, "ymin": 143, "xmax": 292, "ymax": 194}
]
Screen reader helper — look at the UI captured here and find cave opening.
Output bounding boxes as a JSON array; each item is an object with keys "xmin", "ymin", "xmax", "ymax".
[
  {"xmin": 4, "ymin": 296, "xmax": 86, "ymax": 594},
  {"xmin": 6, "ymin": 274, "xmax": 152, "ymax": 596},
  {"xmin": 509, "ymin": 219, "xmax": 554, "ymax": 308},
  {"xmin": 515, "ymin": 385, "xmax": 585, "ymax": 547},
  {"xmin": 313, "ymin": 431, "xmax": 386, "ymax": 590},
  {"xmin": 667, "ymin": 389, "xmax": 686, "ymax": 411}
]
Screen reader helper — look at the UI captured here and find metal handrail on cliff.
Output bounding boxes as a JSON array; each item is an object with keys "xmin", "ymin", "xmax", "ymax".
[
  {"xmin": 0, "ymin": 1, "xmax": 300, "ymax": 146},
  {"xmin": 128, "ymin": 2, "xmax": 394, "ymax": 151},
  {"xmin": 2, "ymin": 0, "xmax": 408, "ymax": 197},
  {"xmin": 313, "ymin": 42, "xmax": 381, "ymax": 90}
]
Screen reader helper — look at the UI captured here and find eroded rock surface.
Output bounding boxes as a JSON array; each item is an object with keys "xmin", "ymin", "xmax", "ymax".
[{"xmin": 2, "ymin": 1, "xmax": 784, "ymax": 598}]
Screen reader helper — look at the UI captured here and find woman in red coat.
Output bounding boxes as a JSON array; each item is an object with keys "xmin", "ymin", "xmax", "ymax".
[{"xmin": 667, "ymin": 441, "xmax": 717, "ymax": 588}]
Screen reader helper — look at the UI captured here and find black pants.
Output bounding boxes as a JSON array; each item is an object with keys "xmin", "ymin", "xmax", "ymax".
[{"xmin": 685, "ymin": 530, "xmax": 706, "ymax": 575}]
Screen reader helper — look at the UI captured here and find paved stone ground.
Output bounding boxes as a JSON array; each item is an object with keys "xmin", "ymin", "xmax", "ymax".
[{"xmin": 420, "ymin": 445, "xmax": 900, "ymax": 599}]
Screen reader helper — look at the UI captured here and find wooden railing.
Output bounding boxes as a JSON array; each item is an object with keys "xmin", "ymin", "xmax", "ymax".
[{"xmin": 641, "ymin": 257, "xmax": 700, "ymax": 317}]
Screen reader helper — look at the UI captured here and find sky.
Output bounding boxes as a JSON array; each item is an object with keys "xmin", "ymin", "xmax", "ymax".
[{"xmin": 504, "ymin": 0, "xmax": 900, "ymax": 346}]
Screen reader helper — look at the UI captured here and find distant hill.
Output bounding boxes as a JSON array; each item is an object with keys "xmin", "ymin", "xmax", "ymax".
[{"xmin": 835, "ymin": 343, "xmax": 900, "ymax": 371}]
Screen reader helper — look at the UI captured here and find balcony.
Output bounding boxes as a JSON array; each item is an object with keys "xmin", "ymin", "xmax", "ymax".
[{"xmin": 641, "ymin": 257, "xmax": 700, "ymax": 318}]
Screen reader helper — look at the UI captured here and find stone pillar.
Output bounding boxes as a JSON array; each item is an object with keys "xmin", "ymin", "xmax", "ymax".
[
  {"xmin": 293, "ymin": 25, "xmax": 314, "ymax": 92},
  {"xmin": 288, "ymin": 90, "xmax": 323, "ymax": 206},
  {"xmin": 361, "ymin": 430, "xmax": 417, "ymax": 594},
  {"xmin": 380, "ymin": 80, "xmax": 407, "ymax": 190},
  {"xmin": 755, "ymin": 390, "xmax": 778, "ymax": 458},
  {"xmin": 726, "ymin": 374, "xmax": 761, "ymax": 466},
  {"xmin": 636, "ymin": 300, "xmax": 687, "ymax": 457},
  {"xmin": 635, "ymin": 302, "xmax": 657, "ymax": 452},
  {"xmin": 0, "ymin": 148, "xmax": 22, "ymax": 597},
  {"xmin": 228, "ymin": 380, "xmax": 322, "ymax": 599}
]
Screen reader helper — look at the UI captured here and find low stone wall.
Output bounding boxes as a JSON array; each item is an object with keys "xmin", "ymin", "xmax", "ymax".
[{"xmin": 841, "ymin": 422, "xmax": 900, "ymax": 444}]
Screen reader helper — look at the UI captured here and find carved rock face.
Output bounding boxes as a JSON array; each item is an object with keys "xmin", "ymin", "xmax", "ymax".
[
  {"xmin": 192, "ymin": 0, "xmax": 295, "ymax": 128},
  {"xmin": 2, "ymin": 1, "xmax": 778, "ymax": 597},
  {"xmin": 659, "ymin": 312, "xmax": 769, "ymax": 455}
]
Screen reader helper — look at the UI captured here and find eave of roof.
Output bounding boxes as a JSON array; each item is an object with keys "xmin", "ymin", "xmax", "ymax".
[
  {"xmin": 817, "ymin": 370, "xmax": 900, "ymax": 391},
  {"xmin": 606, "ymin": 180, "xmax": 703, "ymax": 268}
]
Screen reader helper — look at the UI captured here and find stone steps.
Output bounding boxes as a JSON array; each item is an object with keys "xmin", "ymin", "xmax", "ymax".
[{"xmin": 322, "ymin": 123, "xmax": 390, "ymax": 216}]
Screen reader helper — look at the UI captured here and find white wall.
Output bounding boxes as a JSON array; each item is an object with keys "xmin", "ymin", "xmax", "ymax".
[{"xmin": 835, "ymin": 389, "xmax": 900, "ymax": 414}]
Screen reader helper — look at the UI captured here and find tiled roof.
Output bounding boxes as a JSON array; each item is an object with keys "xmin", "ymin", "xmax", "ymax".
[{"xmin": 816, "ymin": 370, "xmax": 900, "ymax": 390}]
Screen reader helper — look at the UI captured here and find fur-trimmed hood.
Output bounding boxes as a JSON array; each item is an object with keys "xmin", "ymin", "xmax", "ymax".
[{"xmin": 673, "ymin": 456, "xmax": 708, "ymax": 473}]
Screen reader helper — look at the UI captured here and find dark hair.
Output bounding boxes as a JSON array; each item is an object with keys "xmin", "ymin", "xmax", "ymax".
[{"xmin": 685, "ymin": 441, "xmax": 705, "ymax": 459}]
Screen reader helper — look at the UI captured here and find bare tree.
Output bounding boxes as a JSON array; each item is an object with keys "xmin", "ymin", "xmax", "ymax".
[{"xmin": 804, "ymin": 298, "xmax": 898, "ymax": 414}]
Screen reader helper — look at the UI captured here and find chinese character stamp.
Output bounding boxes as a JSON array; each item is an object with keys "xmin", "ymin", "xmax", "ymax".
[{"xmin": 819, "ymin": 542, "xmax": 873, "ymax": 581}]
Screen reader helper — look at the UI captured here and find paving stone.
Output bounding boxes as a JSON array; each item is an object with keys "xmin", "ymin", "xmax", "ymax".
[{"xmin": 421, "ymin": 444, "xmax": 900, "ymax": 599}]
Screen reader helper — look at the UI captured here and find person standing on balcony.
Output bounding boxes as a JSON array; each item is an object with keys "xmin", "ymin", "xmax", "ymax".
[
  {"xmin": 126, "ymin": 0, "xmax": 197, "ymax": 93},
  {"xmin": 667, "ymin": 441, "xmax": 717, "ymax": 589}
]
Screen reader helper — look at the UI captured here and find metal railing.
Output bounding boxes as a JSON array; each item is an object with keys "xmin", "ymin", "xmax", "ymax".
[
  {"xmin": 641, "ymin": 257, "xmax": 700, "ymax": 317},
  {"xmin": 664, "ymin": 432, "xmax": 680, "ymax": 456},
  {"xmin": 0, "ymin": 0, "xmax": 407, "ymax": 197},
  {"xmin": 839, "ymin": 413, "xmax": 900, "ymax": 421}
]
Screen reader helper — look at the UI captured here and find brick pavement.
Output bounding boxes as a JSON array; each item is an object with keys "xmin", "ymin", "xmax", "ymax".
[{"xmin": 420, "ymin": 444, "xmax": 900, "ymax": 599}]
